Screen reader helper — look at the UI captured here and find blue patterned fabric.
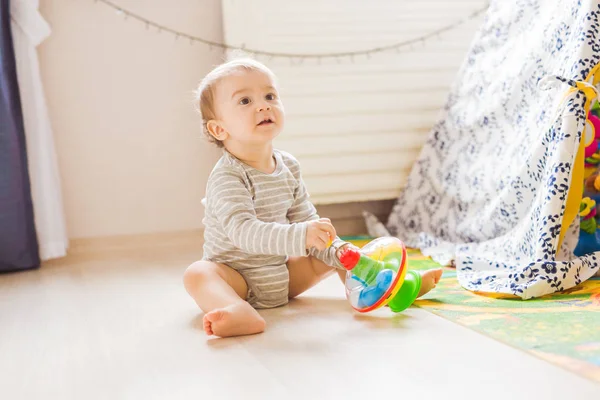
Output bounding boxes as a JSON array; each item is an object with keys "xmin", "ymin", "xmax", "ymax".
[{"xmin": 386, "ymin": 0, "xmax": 600, "ymax": 299}]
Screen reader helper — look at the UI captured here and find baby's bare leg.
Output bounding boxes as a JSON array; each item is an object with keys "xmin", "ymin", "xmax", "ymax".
[
  {"xmin": 183, "ymin": 261, "xmax": 265, "ymax": 337},
  {"xmin": 287, "ymin": 256, "xmax": 345, "ymax": 299}
]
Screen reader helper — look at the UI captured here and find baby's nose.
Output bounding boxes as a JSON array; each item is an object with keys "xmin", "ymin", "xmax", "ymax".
[{"xmin": 256, "ymin": 104, "xmax": 271, "ymax": 112}]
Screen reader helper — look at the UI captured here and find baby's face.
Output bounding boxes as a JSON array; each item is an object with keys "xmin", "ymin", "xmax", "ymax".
[{"xmin": 213, "ymin": 69, "xmax": 284, "ymax": 148}]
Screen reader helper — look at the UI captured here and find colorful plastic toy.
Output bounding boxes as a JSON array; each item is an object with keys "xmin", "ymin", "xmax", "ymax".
[
  {"xmin": 339, "ymin": 237, "xmax": 422, "ymax": 313},
  {"xmin": 574, "ymin": 197, "xmax": 600, "ymax": 256},
  {"xmin": 584, "ymin": 111, "xmax": 600, "ymax": 166},
  {"xmin": 576, "ymin": 99, "xmax": 600, "ymax": 256}
]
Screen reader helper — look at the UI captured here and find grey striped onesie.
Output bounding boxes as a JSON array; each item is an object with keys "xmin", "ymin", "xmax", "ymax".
[{"xmin": 202, "ymin": 149, "xmax": 345, "ymax": 309}]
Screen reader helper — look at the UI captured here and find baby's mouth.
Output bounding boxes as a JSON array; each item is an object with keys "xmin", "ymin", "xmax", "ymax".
[{"xmin": 257, "ymin": 118, "xmax": 274, "ymax": 126}]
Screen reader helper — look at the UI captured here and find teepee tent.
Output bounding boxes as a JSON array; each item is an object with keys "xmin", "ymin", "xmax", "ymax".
[{"xmin": 384, "ymin": 0, "xmax": 600, "ymax": 298}]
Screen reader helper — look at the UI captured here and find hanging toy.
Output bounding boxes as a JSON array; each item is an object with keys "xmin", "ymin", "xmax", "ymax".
[
  {"xmin": 591, "ymin": 99, "xmax": 600, "ymax": 118},
  {"xmin": 339, "ymin": 237, "xmax": 422, "ymax": 313},
  {"xmin": 577, "ymin": 99, "xmax": 600, "ymax": 256},
  {"xmin": 584, "ymin": 111, "xmax": 600, "ymax": 169},
  {"xmin": 584, "ymin": 169, "xmax": 600, "ymax": 203},
  {"xmin": 574, "ymin": 197, "xmax": 600, "ymax": 256}
]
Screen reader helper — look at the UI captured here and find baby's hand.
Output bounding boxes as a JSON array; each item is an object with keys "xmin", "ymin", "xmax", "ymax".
[
  {"xmin": 336, "ymin": 243, "xmax": 360, "ymax": 260},
  {"xmin": 306, "ymin": 218, "xmax": 337, "ymax": 251}
]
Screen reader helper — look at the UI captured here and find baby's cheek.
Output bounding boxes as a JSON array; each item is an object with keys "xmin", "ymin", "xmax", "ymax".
[{"xmin": 276, "ymin": 108, "xmax": 285, "ymax": 124}]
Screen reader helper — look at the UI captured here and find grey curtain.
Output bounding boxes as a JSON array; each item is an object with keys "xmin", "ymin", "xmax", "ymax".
[{"xmin": 0, "ymin": 0, "xmax": 40, "ymax": 272}]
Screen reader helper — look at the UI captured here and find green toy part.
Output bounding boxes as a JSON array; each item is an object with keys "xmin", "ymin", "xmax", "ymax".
[{"xmin": 387, "ymin": 270, "xmax": 422, "ymax": 313}]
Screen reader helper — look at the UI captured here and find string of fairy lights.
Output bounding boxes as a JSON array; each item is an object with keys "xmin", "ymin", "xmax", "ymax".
[{"xmin": 95, "ymin": 0, "xmax": 489, "ymax": 64}]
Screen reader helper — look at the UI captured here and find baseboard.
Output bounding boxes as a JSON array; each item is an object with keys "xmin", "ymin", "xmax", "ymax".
[
  {"xmin": 315, "ymin": 199, "xmax": 395, "ymax": 236},
  {"xmin": 68, "ymin": 229, "xmax": 204, "ymax": 254},
  {"xmin": 65, "ymin": 199, "xmax": 394, "ymax": 255}
]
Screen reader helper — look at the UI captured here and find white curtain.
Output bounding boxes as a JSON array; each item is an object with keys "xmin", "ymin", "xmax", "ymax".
[{"xmin": 11, "ymin": 0, "xmax": 68, "ymax": 260}]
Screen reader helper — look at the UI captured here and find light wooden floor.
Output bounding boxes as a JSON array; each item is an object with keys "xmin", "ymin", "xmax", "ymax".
[{"xmin": 1, "ymin": 233, "xmax": 598, "ymax": 400}]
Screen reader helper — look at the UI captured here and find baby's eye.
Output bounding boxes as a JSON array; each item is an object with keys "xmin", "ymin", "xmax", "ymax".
[
  {"xmin": 266, "ymin": 93, "xmax": 277, "ymax": 101},
  {"xmin": 239, "ymin": 97, "xmax": 251, "ymax": 105}
]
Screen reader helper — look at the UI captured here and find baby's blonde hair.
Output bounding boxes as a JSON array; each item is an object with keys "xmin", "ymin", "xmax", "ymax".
[{"xmin": 195, "ymin": 57, "xmax": 277, "ymax": 147}]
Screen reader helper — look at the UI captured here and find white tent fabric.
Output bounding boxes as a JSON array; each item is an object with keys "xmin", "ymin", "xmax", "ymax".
[
  {"xmin": 11, "ymin": 0, "xmax": 68, "ymax": 260},
  {"xmin": 386, "ymin": 0, "xmax": 600, "ymax": 299}
]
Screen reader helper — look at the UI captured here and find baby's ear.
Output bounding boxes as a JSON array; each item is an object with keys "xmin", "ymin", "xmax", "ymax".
[{"xmin": 206, "ymin": 120, "xmax": 228, "ymax": 142}]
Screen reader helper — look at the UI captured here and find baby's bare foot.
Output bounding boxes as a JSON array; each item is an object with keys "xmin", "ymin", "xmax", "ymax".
[
  {"xmin": 203, "ymin": 303, "xmax": 266, "ymax": 338},
  {"xmin": 417, "ymin": 268, "xmax": 443, "ymax": 297}
]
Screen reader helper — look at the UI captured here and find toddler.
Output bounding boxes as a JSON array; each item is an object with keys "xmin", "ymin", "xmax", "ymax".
[{"xmin": 183, "ymin": 58, "xmax": 442, "ymax": 338}]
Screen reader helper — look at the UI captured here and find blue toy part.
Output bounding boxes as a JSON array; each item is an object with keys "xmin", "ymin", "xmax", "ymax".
[
  {"xmin": 574, "ymin": 230, "xmax": 600, "ymax": 257},
  {"xmin": 357, "ymin": 269, "xmax": 394, "ymax": 308}
]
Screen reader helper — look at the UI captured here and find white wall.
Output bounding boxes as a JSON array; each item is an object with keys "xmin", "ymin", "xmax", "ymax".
[
  {"xmin": 39, "ymin": 0, "xmax": 223, "ymax": 239},
  {"xmin": 38, "ymin": 0, "xmax": 485, "ymax": 239},
  {"xmin": 222, "ymin": 0, "xmax": 486, "ymax": 204}
]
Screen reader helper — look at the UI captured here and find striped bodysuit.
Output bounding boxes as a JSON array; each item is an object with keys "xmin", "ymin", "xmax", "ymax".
[{"xmin": 202, "ymin": 149, "xmax": 345, "ymax": 309}]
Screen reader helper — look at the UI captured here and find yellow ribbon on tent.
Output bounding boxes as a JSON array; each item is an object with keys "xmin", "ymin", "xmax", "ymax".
[{"xmin": 557, "ymin": 63, "xmax": 600, "ymax": 254}]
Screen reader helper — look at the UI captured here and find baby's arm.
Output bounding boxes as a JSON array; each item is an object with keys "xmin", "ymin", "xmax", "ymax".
[{"xmin": 209, "ymin": 167, "xmax": 334, "ymax": 255}]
